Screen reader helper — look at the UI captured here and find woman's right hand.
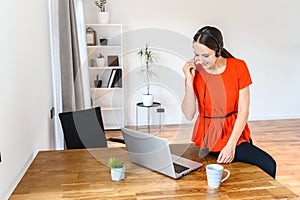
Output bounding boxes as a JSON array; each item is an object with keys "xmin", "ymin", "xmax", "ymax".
[{"xmin": 182, "ymin": 59, "xmax": 197, "ymax": 83}]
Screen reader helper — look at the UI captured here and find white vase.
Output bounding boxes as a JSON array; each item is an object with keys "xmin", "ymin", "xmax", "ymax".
[
  {"xmin": 111, "ymin": 167, "xmax": 125, "ymax": 181},
  {"xmin": 96, "ymin": 58, "xmax": 105, "ymax": 67},
  {"xmin": 142, "ymin": 94, "xmax": 154, "ymax": 106},
  {"xmin": 97, "ymin": 12, "xmax": 109, "ymax": 24}
]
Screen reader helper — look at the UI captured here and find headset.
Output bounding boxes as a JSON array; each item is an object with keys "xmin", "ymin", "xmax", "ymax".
[{"xmin": 197, "ymin": 31, "xmax": 222, "ymax": 57}]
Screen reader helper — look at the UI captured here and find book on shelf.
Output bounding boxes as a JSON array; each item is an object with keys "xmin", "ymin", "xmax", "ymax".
[
  {"xmin": 107, "ymin": 69, "xmax": 117, "ymax": 88},
  {"xmin": 112, "ymin": 69, "xmax": 122, "ymax": 87},
  {"xmin": 107, "ymin": 69, "xmax": 122, "ymax": 88}
]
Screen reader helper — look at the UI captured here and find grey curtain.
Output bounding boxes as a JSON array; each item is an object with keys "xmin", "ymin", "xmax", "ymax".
[{"xmin": 58, "ymin": 0, "xmax": 90, "ymax": 111}]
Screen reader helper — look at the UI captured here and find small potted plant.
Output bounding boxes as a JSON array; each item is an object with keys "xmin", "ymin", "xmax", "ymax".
[
  {"xmin": 108, "ymin": 156, "xmax": 125, "ymax": 181},
  {"xmin": 138, "ymin": 43, "xmax": 158, "ymax": 106},
  {"xmin": 95, "ymin": 0, "xmax": 109, "ymax": 24},
  {"xmin": 99, "ymin": 36, "xmax": 108, "ymax": 45},
  {"xmin": 96, "ymin": 53, "xmax": 105, "ymax": 67}
]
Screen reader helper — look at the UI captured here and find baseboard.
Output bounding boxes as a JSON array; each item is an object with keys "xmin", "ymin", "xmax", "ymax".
[
  {"xmin": 2, "ymin": 153, "xmax": 36, "ymax": 200},
  {"xmin": 249, "ymin": 115, "xmax": 300, "ymax": 121}
]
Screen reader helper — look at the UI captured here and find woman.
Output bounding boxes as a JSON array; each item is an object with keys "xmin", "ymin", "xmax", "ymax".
[{"xmin": 181, "ymin": 26, "xmax": 276, "ymax": 178}]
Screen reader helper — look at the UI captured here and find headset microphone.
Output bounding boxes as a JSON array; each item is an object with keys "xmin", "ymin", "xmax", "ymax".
[{"xmin": 193, "ymin": 61, "xmax": 201, "ymax": 73}]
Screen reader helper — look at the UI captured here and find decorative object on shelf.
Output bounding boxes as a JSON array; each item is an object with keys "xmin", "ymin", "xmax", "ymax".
[
  {"xmin": 99, "ymin": 36, "xmax": 108, "ymax": 45},
  {"xmin": 90, "ymin": 58, "xmax": 96, "ymax": 67},
  {"xmin": 94, "ymin": 74, "xmax": 102, "ymax": 88},
  {"xmin": 95, "ymin": 0, "xmax": 109, "ymax": 24},
  {"xmin": 96, "ymin": 53, "xmax": 105, "ymax": 67},
  {"xmin": 86, "ymin": 27, "xmax": 96, "ymax": 46},
  {"xmin": 138, "ymin": 43, "xmax": 158, "ymax": 106},
  {"xmin": 108, "ymin": 157, "xmax": 125, "ymax": 181},
  {"xmin": 107, "ymin": 55, "xmax": 119, "ymax": 66}
]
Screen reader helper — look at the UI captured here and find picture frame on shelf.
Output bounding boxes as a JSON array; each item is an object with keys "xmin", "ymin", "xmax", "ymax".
[
  {"xmin": 107, "ymin": 55, "xmax": 119, "ymax": 66},
  {"xmin": 86, "ymin": 27, "xmax": 96, "ymax": 46}
]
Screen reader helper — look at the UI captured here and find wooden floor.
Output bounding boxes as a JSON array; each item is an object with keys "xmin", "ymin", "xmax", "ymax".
[{"xmin": 106, "ymin": 118, "xmax": 300, "ymax": 197}]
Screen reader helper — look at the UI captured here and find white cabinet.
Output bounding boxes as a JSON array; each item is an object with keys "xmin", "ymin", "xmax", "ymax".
[{"xmin": 86, "ymin": 24, "xmax": 124, "ymax": 130}]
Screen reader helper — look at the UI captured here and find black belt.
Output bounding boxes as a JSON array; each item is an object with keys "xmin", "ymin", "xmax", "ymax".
[{"xmin": 203, "ymin": 110, "xmax": 237, "ymax": 119}]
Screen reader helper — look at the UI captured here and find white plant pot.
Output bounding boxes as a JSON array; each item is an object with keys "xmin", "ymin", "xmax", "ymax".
[
  {"xmin": 111, "ymin": 167, "xmax": 125, "ymax": 181},
  {"xmin": 96, "ymin": 58, "xmax": 105, "ymax": 67},
  {"xmin": 97, "ymin": 12, "xmax": 109, "ymax": 24},
  {"xmin": 142, "ymin": 94, "xmax": 154, "ymax": 106}
]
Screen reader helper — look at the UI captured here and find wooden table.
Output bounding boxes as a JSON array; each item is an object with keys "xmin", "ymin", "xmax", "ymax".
[{"xmin": 10, "ymin": 144, "xmax": 298, "ymax": 200}]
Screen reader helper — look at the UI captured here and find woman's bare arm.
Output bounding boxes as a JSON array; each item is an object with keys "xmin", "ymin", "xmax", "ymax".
[{"xmin": 181, "ymin": 61, "xmax": 197, "ymax": 120}]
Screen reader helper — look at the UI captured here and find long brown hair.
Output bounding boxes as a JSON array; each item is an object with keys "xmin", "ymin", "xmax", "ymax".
[{"xmin": 193, "ymin": 26, "xmax": 234, "ymax": 58}]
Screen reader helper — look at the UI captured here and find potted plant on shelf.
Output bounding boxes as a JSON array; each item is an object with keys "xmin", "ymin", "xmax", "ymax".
[
  {"xmin": 108, "ymin": 157, "xmax": 125, "ymax": 181},
  {"xmin": 138, "ymin": 44, "xmax": 157, "ymax": 106},
  {"xmin": 95, "ymin": 0, "xmax": 109, "ymax": 24},
  {"xmin": 96, "ymin": 53, "xmax": 105, "ymax": 67}
]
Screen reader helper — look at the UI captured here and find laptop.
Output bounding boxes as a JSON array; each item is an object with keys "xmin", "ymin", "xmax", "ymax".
[{"xmin": 121, "ymin": 128, "xmax": 203, "ymax": 179}]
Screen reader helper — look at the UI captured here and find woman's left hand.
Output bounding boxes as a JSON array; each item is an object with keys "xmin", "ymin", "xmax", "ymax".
[{"xmin": 217, "ymin": 144, "xmax": 236, "ymax": 164}]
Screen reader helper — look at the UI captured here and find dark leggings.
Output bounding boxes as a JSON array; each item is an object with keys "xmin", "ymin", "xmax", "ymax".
[{"xmin": 209, "ymin": 141, "xmax": 277, "ymax": 178}]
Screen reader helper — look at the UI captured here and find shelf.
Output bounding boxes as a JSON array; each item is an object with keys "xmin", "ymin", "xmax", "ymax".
[
  {"xmin": 89, "ymin": 66, "xmax": 122, "ymax": 69},
  {"xmin": 86, "ymin": 21, "xmax": 123, "ymax": 130},
  {"xmin": 86, "ymin": 24, "xmax": 122, "ymax": 26},
  {"xmin": 90, "ymin": 88, "xmax": 122, "ymax": 91},
  {"xmin": 87, "ymin": 45, "xmax": 121, "ymax": 48}
]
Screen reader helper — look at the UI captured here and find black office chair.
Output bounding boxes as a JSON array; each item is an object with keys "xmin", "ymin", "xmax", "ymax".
[{"xmin": 58, "ymin": 106, "xmax": 125, "ymax": 149}]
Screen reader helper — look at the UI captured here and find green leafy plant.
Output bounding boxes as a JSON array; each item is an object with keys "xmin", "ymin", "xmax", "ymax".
[
  {"xmin": 95, "ymin": 0, "xmax": 107, "ymax": 12},
  {"xmin": 108, "ymin": 157, "xmax": 124, "ymax": 168},
  {"xmin": 138, "ymin": 44, "xmax": 158, "ymax": 95},
  {"xmin": 97, "ymin": 53, "xmax": 104, "ymax": 58}
]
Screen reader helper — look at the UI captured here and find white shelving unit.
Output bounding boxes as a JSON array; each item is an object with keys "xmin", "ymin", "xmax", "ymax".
[{"xmin": 86, "ymin": 24, "xmax": 124, "ymax": 130}]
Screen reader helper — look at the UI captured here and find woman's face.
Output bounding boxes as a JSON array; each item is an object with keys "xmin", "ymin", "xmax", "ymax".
[{"xmin": 193, "ymin": 42, "xmax": 217, "ymax": 69}]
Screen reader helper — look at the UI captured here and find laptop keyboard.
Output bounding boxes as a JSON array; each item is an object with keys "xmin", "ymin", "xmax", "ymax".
[{"xmin": 173, "ymin": 163, "xmax": 189, "ymax": 174}]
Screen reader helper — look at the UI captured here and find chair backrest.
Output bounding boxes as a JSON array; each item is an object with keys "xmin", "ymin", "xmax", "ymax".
[{"xmin": 58, "ymin": 107, "xmax": 108, "ymax": 149}]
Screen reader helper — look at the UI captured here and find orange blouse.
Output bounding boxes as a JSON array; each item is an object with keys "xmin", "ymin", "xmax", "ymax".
[{"xmin": 192, "ymin": 58, "xmax": 252, "ymax": 152}]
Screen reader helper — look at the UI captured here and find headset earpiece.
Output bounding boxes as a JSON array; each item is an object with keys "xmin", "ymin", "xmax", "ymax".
[
  {"xmin": 197, "ymin": 31, "xmax": 221, "ymax": 57},
  {"xmin": 215, "ymin": 48, "xmax": 221, "ymax": 57}
]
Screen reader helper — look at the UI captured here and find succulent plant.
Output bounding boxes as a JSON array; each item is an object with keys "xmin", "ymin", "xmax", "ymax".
[
  {"xmin": 97, "ymin": 53, "xmax": 104, "ymax": 58},
  {"xmin": 108, "ymin": 157, "xmax": 124, "ymax": 168},
  {"xmin": 95, "ymin": 0, "xmax": 107, "ymax": 12}
]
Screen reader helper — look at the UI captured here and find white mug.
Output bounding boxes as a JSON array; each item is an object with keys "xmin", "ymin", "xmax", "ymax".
[{"xmin": 206, "ymin": 164, "xmax": 230, "ymax": 188}]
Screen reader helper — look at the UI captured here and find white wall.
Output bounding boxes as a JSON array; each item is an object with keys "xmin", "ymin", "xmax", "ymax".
[
  {"xmin": 84, "ymin": 0, "xmax": 300, "ymax": 125},
  {"xmin": 0, "ymin": 0, "xmax": 53, "ymax": 199}
]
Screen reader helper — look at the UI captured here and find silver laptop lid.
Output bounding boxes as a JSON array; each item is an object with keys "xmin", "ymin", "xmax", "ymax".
[{"xmin": 121, "ymin": 128, "xmax": 177, "ymax": 178}]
